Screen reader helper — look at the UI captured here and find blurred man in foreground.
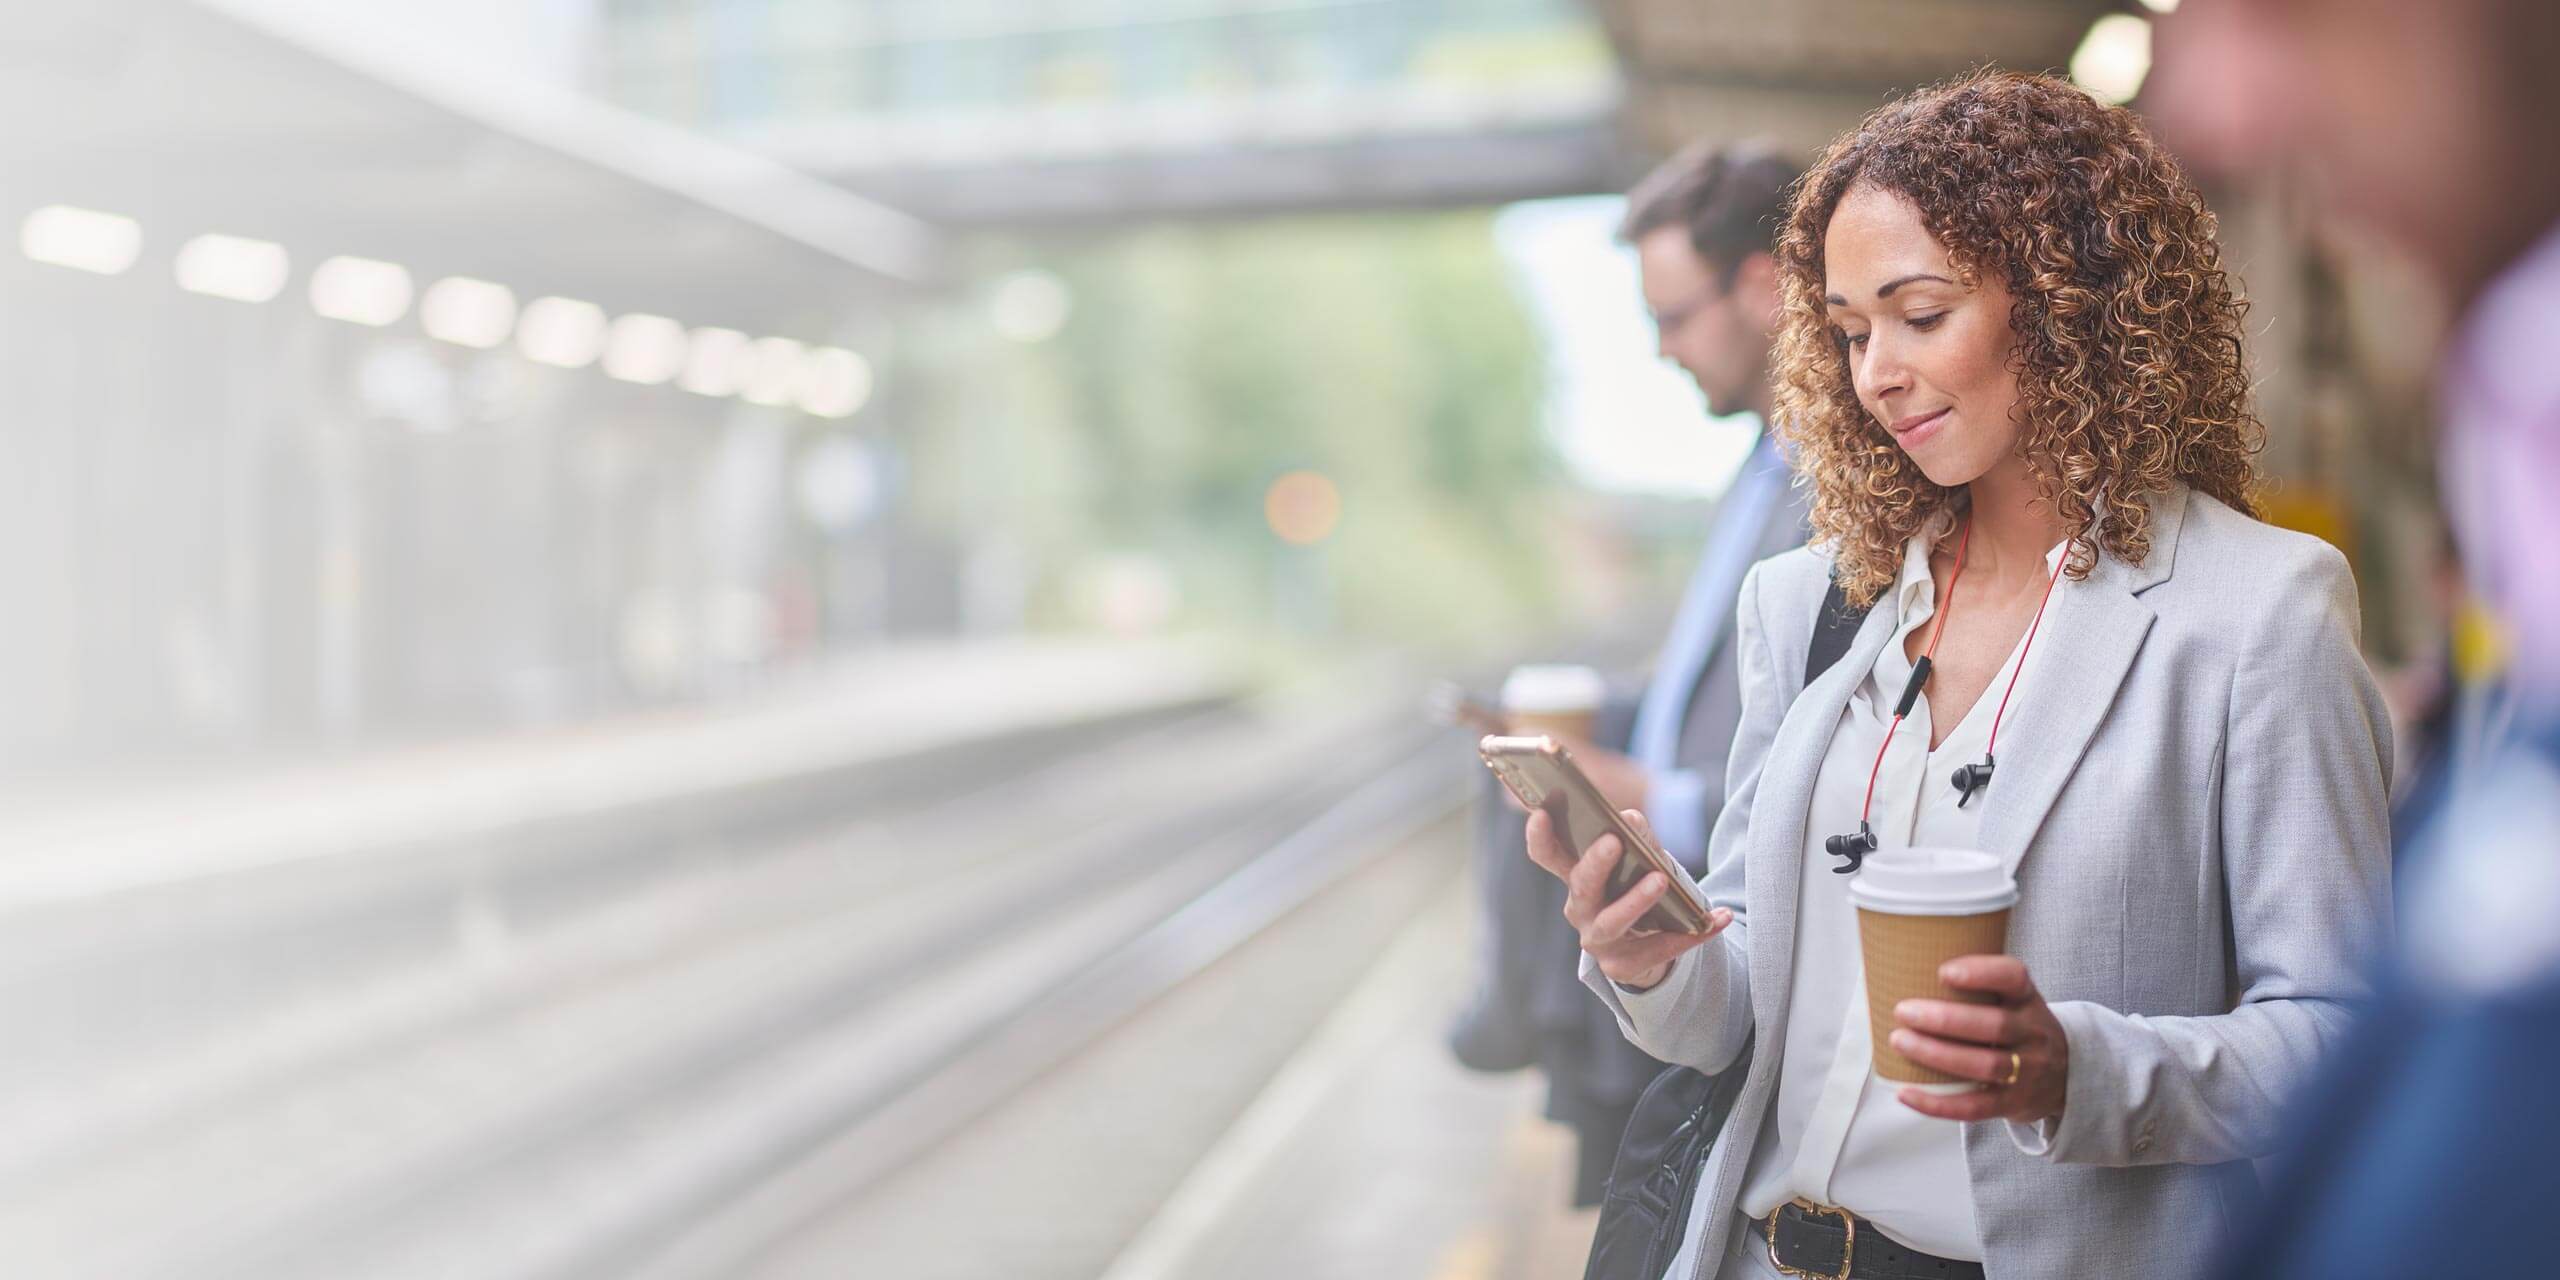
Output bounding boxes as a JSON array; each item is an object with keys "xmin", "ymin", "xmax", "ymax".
[
  {"xmin": 1449, "ymin": 143, "xmax": 1806, "ymax": 1205},
  {"xmin": 2150, "ymin": 2, "xmax": 2560, "ymax": 1273}
]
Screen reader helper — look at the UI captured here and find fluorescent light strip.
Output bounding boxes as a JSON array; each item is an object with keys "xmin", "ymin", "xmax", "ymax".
[
  {"xmin": 518, "ymin": 296, "xmax": 608, "ymax": 369},
  {"xmin": 22, "ymin": 205, "xmax": 142, "ymax": 276},
  {"xmin": 603, "ymin": 314, "xmax": 689, "ymax": 385},
  {"xmin": 420, "ymin": 276, "xmax": 518, "ymax": 348},
  {"xmin": 795, "ymin": 347, "xmax": 874, "ymax": 418},
  {"xmin": 174, "ymin": 233, "xmax": 290, "ymax": 302},
  {"xmin": 680, "ymin": 327, "xmax": 752, "ymax": 397},
  {"xmin": 309, "ymin": 255, "xmax": 414, "ymax": 327},
  {"xmin": 740, "ymin": 336, "xmax": 806, "ymax": 407}
]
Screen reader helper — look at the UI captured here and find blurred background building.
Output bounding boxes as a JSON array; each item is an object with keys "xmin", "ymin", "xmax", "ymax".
[
  {"xmin": 1, "ymin": 0, "xmax": 2444, "ymax": 771},
  {"xmin": 0, "ymin": 2, "xmax": 2460, "ymax": 1277},
  {"xmin": 1, "ymin": 0, "xmax": 944, "ymax": 768},
  {"xmin": 596, "ymin": 0, "xmax": 1623, "ymax": 221}
]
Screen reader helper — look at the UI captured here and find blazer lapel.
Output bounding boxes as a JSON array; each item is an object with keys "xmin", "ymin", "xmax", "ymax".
[
  {"xmin": 1976, "ymin": 488, "xmax": 2187, "ymax": 875},
  {"xmin": 1750, "ymin": 593, "xmax": 1902, "ymax": 1033}
]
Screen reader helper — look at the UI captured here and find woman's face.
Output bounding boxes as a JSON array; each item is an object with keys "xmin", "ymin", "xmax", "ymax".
[{"xmin": 1821, "ymin": 182, "xmax": 2024, "ymax": 488}]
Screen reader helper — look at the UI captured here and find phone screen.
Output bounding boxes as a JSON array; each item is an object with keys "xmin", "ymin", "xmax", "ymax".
[{"xmin": 1479, "ymin": 737, "xmax": 1707, "ymax": 933}]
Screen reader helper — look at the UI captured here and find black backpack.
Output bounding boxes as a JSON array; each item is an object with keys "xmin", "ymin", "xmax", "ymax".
[{"xmin": 1582, "ymin": 578, "xmax": 1870, "ymax": 1280}]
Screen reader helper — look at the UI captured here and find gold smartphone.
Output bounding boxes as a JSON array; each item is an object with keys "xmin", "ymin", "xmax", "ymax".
[{"xmin": 1477, "ymin": 734, "xmax": 1713, "ymax": 935}]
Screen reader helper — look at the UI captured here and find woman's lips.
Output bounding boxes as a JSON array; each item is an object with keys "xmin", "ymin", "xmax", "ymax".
[{"xmin": 1889, "ymin": 407, "xmax": 1951, "ymax": 447}]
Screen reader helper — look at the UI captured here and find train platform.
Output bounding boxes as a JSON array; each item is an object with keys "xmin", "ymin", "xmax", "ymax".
[
  {"xmin": 0, "ymin": 631, "xmax": 1633, "ymax": 1280},
  {"xmin": 0, "ymin": 636, "xmax": 1241, "ymax": 915},
  {"xmin": 1089, "ymin": 868, "xmax": 1605, "ymax": 1280},
  {"xmin": 717, "ymin": 806, "xmax": 1602, "ymax": 1280}
]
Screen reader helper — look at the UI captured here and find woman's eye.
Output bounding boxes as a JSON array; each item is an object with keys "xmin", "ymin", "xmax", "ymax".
[
  {"xmin": 1835, "ymin": 330, "xmax": 1869, "ymax": 351},
  {"xmin": 1908, "ymin": 312, "xmax": 1947, "ymax": 331}
]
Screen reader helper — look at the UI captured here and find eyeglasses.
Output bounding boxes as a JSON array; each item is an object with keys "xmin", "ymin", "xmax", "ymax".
[
  {"xmin": 1649, "ymin": 287, "xmax": 1723, "ymax": 336},
  {"xmin": 1646, "ymin": 259, "xmax": 1746, "ymax": 336}
]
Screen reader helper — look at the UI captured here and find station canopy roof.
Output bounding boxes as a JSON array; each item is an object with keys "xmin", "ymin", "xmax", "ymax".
[
  {"xmin": 0, "ymin": 0, "xmax": 946, "ymax": 331},
  {"xmin": 1591, "ymin": 0, "xmax": 2121, "ymax": 159}
]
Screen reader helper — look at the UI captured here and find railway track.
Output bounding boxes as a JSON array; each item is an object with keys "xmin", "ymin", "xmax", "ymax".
[{"xmin": 0, "ymin": 676, "xmax": 1480, "ymax": 1280}]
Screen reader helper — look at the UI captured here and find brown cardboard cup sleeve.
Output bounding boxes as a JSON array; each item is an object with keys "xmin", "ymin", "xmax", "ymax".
[{"xmin": 1847, "ymin": 848, "xmax": 2019, "ymax": 1090}]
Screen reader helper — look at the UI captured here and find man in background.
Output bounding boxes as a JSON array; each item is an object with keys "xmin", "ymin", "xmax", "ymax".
[
  {"xmin": 2147, "ymin": 2, "xmax": 2560, "ymax": 1273},
  {"xmin": 1449, "ymin": 142, "xmax": 1806, "ymax": 1206}
]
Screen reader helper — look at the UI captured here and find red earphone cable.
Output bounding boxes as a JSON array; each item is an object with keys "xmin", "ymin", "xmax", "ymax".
[
  {"xmin": 1858, "ymin": 515, "xmax": 1972, "ymax": 822},
  {"xmin": 1985, "ymin": 548, "xmax": 2069, "ymax": 757}
]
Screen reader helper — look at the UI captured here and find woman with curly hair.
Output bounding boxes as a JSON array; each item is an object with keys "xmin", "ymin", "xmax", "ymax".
[{"xmin": 1525, "ymin": 72, "xmax": 2392, "ymax": 1279}]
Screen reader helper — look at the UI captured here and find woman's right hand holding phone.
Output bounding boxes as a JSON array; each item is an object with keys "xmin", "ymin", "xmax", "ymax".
[{"xmin": 1524, "ymin": 808, "xmax": 1732, "ymax": 991}]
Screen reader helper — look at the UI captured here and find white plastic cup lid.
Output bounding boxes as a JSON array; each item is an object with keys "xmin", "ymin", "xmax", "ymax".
[
  {"xmin": 1847, "ymin": 847, "xmax": 2018, "ymax": 916},
  {"xmin": 1501, "ymin": 664, "xmax": 1607, "ymax": 714}
]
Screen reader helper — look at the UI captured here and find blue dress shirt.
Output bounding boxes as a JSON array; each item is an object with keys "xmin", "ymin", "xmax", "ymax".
[{"xmin": 1627, "ymin": 432, "xmax": 1791, "ymax": 867}]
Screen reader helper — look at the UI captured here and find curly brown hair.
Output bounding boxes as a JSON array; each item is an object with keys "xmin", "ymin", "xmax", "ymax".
[{"xmin": 1771, "ymin": 71, "xmax": 2263, "ymax": 606}]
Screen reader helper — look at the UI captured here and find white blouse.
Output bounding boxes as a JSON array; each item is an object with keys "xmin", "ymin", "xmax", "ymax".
[{"xmin": 1729, "ymin": 533, "xmax": 2068, "ymax": 1261}]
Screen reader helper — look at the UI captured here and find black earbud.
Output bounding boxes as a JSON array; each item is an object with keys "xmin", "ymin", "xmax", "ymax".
[
  {"xmin": 1950, "ymin": 754, "xmax": 1995, "ymax": 808},
  {"xmin": 1824, "ymin": 822, "xmax": 1876, "ymax": 874}
]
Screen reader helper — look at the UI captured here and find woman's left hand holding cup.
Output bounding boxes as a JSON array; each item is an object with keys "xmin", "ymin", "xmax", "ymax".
[{"xmin": 1887, "ymin": 954, "xmax": 2070, "ymax": 1123}]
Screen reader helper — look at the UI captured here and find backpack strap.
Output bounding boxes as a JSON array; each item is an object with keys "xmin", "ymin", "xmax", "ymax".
[{"xmin": 1804, "ymin": 575, "xmax": 1872, "ymax": 687}]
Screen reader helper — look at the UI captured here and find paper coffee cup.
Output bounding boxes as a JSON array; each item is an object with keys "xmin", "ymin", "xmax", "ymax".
[
  {"xmin": 1500, "ymin": 664, "xmax": 1606, "ymax": 743},
  {"xmin": 1848, "ymin": 848, "xmax": 2018, "ymax": 1088}
]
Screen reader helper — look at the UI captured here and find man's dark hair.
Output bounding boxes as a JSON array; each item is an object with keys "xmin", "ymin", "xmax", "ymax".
[{"xmin": 1618, "ymin": 142, "xmax": 1801, "ymax": 286}]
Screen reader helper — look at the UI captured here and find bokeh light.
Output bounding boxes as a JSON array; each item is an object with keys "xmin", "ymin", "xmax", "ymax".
[{"xmin": 1263, "ymin": 470, "xmax": 1343, "ymax": 546}]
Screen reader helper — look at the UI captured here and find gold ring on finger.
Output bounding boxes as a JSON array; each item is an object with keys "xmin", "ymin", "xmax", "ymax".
[{"xmin": 2000, "ymin": 1050, "xmax": 2022, "ymax": 1088}]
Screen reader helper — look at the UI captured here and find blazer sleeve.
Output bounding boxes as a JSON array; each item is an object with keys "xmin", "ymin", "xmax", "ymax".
[
  {"xmin": 2028, "ymin": 542, "xmax": 2396, "ymax": 1167},
  {"xmin": 1576, "ymin": 561, "xmax": 1784, "ymax": 1077}
]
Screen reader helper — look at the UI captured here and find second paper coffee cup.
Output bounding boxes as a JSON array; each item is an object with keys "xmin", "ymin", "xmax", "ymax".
[
  {"xmin": 1848, "ymin": 848, "xmax": 2018, "ymax": 1090},
  {"xmin": 1500, "ymin": 664, "xmax": 1606, "ymax": 743}
]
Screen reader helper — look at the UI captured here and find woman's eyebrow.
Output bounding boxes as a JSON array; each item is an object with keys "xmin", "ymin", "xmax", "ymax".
[
  {"xmin": 1875, "ymin": 272, "xmax": 1955, "ymax": 298},
  {"xmin": 1824, "ymin": 272, "xmax": 1956, "ymax": 307}
]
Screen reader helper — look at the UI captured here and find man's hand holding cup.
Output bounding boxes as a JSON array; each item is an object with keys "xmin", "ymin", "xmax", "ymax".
[
  {"xmin": 1494, "ymin": 664, "xmax": 1650, "ymax": 813},
  {"xmin": 1524, "ymin": 807, "xmax": 1732, "ymax": 991}
]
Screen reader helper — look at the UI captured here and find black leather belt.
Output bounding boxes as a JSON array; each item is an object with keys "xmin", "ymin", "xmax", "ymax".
[{"xmin": 1757, "ymin": 1199, "xmax": 1986, "ymax": 1280}]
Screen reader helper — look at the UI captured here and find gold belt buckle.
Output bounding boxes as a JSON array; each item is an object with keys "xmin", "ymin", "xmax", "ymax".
[{"xmin": 1766, "ymin": 1197, "xmax": 1855, "ymax": 1280}]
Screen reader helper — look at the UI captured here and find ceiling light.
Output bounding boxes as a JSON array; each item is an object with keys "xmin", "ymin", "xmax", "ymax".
[
  {"xmin": 602, "ymin": 313, "xmax": 688, "ymax": 384},
  {"xmin": 21, "ymin": 205, "xmax": 142, "ymax": 275},
  {"xmin": 517, "ymin": 296, "xmax": 608, "ymax": 369},
  {"xmin": 173, "ymin": 233, "xmax": 289, "ymax": 302},
  {"xmin": 740, "ymin": 337, "xmax": 805, "ymax": 407},
  {"xmin": 310, "ymin": 255, "xmax": 414, "ymax": 327},
  {"xmin": 794, "ymin": 347, "xmax": 874, "ymax": 418},
  {"xmin": 2071, "ymin": 14, "xmax": 2153, "ymax": 106},
  {"xmin": 679, "ymin": 327, "xmax": 751, "ymax": 397},
  {"xmin": 419, "ymin": 276, "xmax": 517, "ymax": 348}
]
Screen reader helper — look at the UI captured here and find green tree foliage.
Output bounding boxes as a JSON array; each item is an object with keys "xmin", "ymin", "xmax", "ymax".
[{"xmin": 964, "ymin": 211, "xmax": 1570, "ymax": 651}]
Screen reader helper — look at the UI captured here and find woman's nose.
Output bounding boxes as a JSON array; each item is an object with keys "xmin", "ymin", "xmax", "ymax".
[{"xmin": 1855, "ymin": 334, "xmax": 1911, "ymax": 401}]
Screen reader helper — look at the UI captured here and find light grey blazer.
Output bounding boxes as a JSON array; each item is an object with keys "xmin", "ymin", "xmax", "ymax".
[{"xmin": 1580, "ymin": 485, "xmax": 2395, "ymax": 1280}]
